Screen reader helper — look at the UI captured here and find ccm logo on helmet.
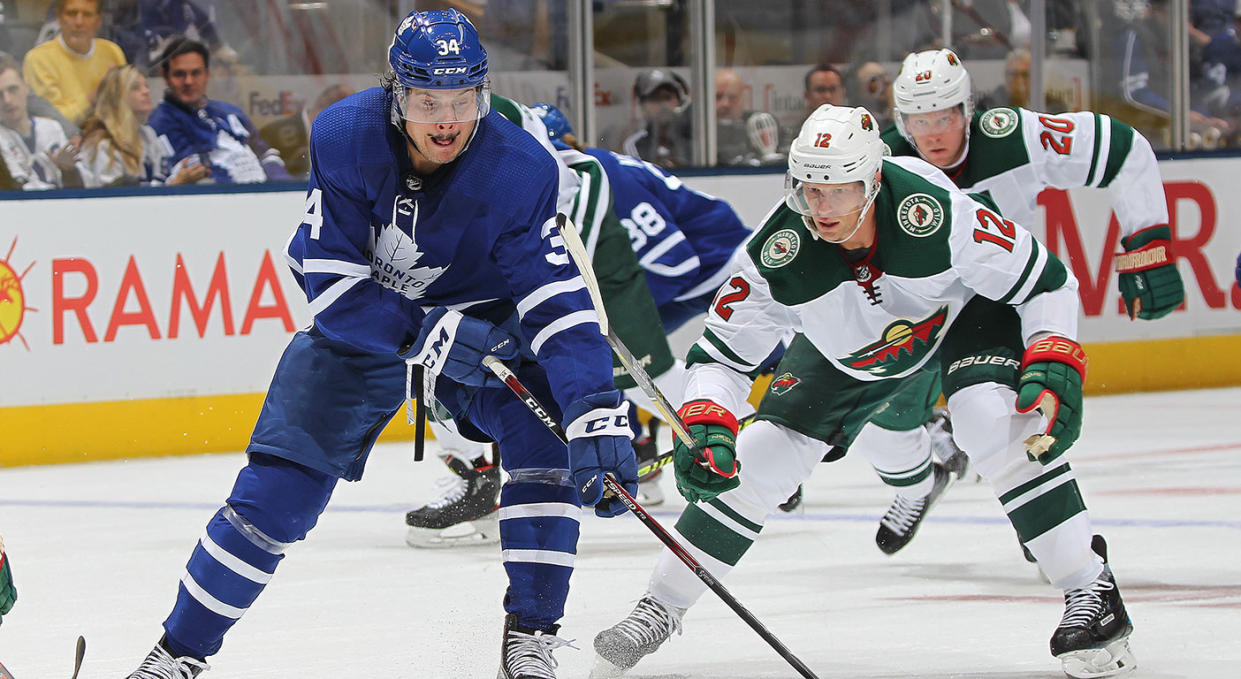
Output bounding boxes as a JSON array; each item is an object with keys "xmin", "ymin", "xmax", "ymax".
[{"xmin": 433, "ymin": 67, "xmax": 469, "ymax": 75}]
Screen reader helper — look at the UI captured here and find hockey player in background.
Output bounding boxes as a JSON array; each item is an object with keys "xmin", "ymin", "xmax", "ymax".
[
  {"xmin": 856, "ymin": 47, "xmax": 1186, "ymax": 556},
  {"xmin": 593, "ymin": 106, "xmax": 1135, "ymax": 679},
  {"xmin": 0, "ymin": 534, "xmax": 14, "ymax": 625},
  {"xmin": 403, "ymin": 100, "xmax": 757, "ymax": 548},
  {"xmin": 124, "ymin": 10, "xmax": 636, "ymax": 679}
]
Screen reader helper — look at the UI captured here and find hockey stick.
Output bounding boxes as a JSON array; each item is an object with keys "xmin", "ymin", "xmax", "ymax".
[
  {"xmin": 0, "ymin": 636, "xmax": 84, "ymax": 679},
  {"xmin": 482, "ymin": 356, "xmax": 820, "ymax": 679},
  {"xmin": 552, "ymin": 213, "xmax": 696, "ymax": 451}
]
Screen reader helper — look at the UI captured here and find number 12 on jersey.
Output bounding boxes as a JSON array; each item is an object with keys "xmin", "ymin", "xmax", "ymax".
[{"xmin": 973, "ymin": 208, "xmax": 1016, "ymax": 252}]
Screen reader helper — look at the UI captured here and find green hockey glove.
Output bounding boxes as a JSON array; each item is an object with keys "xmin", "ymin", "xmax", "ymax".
[
  {"xmin": 1015, "ymin": 336, "xmax": 1087, "ymax": 464},
  {"xmin": 673, "ymin": 400, "xmax": 741, "ymax": 503},
  {"xmin": 0, "ymin": 535, "xmax": 15, "ymax": 620},
  {"xmin": 1116, "ymin": 225, "xmax": 1183, "ymax": 320}
]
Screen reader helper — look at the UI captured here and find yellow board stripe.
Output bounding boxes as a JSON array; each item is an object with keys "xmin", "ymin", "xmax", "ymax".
[{"xmin": 3, "ymin": 333, "xmax": 1238, "ymax": 468}]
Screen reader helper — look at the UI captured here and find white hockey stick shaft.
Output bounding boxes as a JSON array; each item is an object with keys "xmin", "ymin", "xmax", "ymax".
[{"xmin": 553, "ymin": 214, "xmax": 696, "ymax": 450}]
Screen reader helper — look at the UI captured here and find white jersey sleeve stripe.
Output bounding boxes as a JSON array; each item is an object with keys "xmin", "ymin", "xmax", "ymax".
[
  {"xmin": 516, "ymin": 277, "xmax": 587, "ymax": 319},
  {"xmin": 674, "ymin": 264, "xmax": 733, "ymax": 302},
  {"xmin": 530, "ymin": 309, "xmax": 600, "ymax": 355},
  {"xmin": 693, "ymin": 336, "xmax": 754, "ymax": 374},
  {"xmin": 301, "ymin": 259, "xmax": 371, "ymax": 277},
  {"xmin": 199, "ymin": 531, "xmax": 273, "ymax": 584},
  {"xmin": 1087, "ymin": 115, "xmax": 1112, "ymax": 188},
  {"xmin": 498, "ymin": 502, "xmax": 582, "ymax": 521},
  {"xmin": 307, "ymin": 276, "xmax": 363, "ymax": 317},
  {"xmin": 1006, "ymin": 242, "xmax": 1049, "ymax": 305}
]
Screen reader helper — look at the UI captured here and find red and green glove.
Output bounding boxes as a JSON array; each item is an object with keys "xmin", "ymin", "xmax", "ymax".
[
  {"xmin": 0, "ymin": 535, "xmax": 15, "ymax": 622},
  {"xmin": 673, "ymin": 400, "xmax": 741, "ymax": 503},
  {"xmin": 1015, "ymin": 336, "xmax": 1087, "ymax": 463},
  {"xmin": 1116, "ymin": 225, "xmax": 1183, "ymax": 320}
]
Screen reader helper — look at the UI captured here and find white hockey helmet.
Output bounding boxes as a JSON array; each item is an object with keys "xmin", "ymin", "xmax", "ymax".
[
  {"xmin": 785, "ymin": 105, "xmax": 884, "ymax": 239},
  {"xmin": 892, "ymin": 48, "xmax": 973, "ymax": 146}
]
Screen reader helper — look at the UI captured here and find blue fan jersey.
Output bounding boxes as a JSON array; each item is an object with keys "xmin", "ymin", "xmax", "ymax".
[
  {"xmin": 285, "ymin": 87, "xmax": 614, "ymax": 411},
  {"xmin": 585, "ymin": 149, "xmax": 751, "ymax": 314}
]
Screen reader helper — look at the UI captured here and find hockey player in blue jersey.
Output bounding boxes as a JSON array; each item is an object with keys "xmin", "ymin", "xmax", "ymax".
[{"xmin": 124, "ymin": 10, "xmax": 636, "ymax": 679}]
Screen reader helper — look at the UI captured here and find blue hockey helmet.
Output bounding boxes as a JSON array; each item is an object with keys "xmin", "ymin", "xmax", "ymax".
[
  {"xmin": 389, "ymin": 9, "xmax": 490, "ymax": 122},
  {"xmin": 529, "ymin": 103, "xmax": 574, "ymax": 141}
]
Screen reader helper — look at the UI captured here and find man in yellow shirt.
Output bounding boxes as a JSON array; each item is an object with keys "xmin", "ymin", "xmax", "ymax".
[{"xmin": 22, "ymin": 0, "xmax": 126, "ymax": 125}]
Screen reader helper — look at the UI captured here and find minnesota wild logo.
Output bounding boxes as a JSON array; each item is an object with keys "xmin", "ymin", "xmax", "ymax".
[
  {"xmin": 896, "ymin": 193, "xmax": 944, "ymax": 237},
  {"xmin": 760, "ymin": 228, "xmax": 800, "ymax": 268},
  {"xmin": 860, "ymin": 113, "xmax": 873, "ymax": 131},
  {"xmin": 769, "ymin": 372, "xmax": 801, "ymax": 395},
  {"xmin": 842, "ymin": 306, "xmax": 949, "ymax": 377},
  {"xmin": 980, "ymin": 108, "xmax": 1018, "ymax": 138}
]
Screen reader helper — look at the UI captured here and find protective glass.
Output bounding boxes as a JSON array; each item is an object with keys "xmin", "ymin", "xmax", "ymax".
[
  {"xmin": 900, "ymin": 106, "xmax": 966, "ymax": 136},
  {"xmin": 784, "ymin": 175, "xmax": 868, "ymax": 219},
  {"xmin": 397, "ymin": 83, "xmax": 491, "ymax": 123}
]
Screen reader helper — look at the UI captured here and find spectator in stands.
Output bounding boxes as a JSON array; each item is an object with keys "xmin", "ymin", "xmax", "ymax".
[
  {"xmin": 714, "ymin": 69, "xmax": 780, "ymax": 166},
  {"xmin": 0, "ymin": 51, "xmax": 90, "ymax": 189},
  {"xmin": 107, "ymin": 0, "xmax": 235, "ymax": 70},
  {"xmin": 259, "ymin": 83, "xmax": 353, "ymax": 180},
  {"xmin": 845, "ymin": 60, "xmax": 893, "ymax": 129},
  {"xmin": 22, "ymin": 0, "xmax": 127, "ymax": 125},
  {"xmin": 79, "ymin": 64, "xmax": 207, "ymax": 186},
  {"xmin": 622, "ymin": 68, "xmax": 693, "ymax": 168},
  {"xmin": 803, "ymin": 63, "xmax": 845, "ymax": 118},
  {"xmin": 147, "ymin": 37, "xmax": 289, "ymax": 184}
]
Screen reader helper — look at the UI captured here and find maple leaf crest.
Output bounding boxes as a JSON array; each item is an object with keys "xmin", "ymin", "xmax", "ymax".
[{"xmin": 367, "ymin": 207, "xmax": 448, "ymax": 301}]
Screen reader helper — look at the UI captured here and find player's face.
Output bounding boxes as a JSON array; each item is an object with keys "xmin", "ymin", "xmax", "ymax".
[
  {"xmin": 58, "ymin": 0, "xmax": 102, "ymax": 54},
  {"xmin": 905, "ymin": 107, "xmax": 967, "ymax": 167},
  {"xmin": 402, "ymin": 87, "xmax": 480, "ymax": 170},
  {"xmin": 127, "ymin": 74, "xmax": 153, "ymax": 118},
  {"xmin": 164, "ymin": 53, "xmax": 210, "ymax": 107},
  {"xmin": 0, "ymin": 68, "xmax": 29, "ymax": 130},
  {"xmin": 799, "ymin": 179, "xmax": 872, "ymax": 244}
]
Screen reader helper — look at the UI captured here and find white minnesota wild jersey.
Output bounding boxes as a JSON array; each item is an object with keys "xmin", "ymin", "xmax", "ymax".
[
  {"xmin": 882, "ymin": 107, "xmax": 1168, "ymax": 239},
  {"xmin": 686, "ymin": 155, "xmax": 1078, "ymax": 393}
]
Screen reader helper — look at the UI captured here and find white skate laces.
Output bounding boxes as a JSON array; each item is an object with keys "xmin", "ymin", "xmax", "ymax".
[
  {"xmin": 128, "ymin": 642, "xmax": 209, "ymax": 679},
  {"xmin": 503, "ymin": 627, "xmax": 576, "ymax": 679},
  {"xmin": 879, "ymin": 493, "xmax": 927, "ymax": 536},
  {"xmin": 1060, "ymin": 576, "xmax": 1115, "ymax": 629},
  {"xmin": 424, "ymin": 473, "xmax": 468, "ymax": 510},
  {"xmin": 612, "ymin": 597, "xmax": 684, "ymax": 648}
]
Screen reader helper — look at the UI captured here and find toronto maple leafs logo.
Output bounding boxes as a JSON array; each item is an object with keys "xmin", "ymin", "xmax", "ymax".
[{"xmin": 367, "ymin": 196, "xmax": 448, "ymax": 300}]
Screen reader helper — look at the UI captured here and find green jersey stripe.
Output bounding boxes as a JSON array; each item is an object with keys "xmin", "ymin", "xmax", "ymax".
[
  {"xmin": 1006, "ymin": 479, "xmax": 1087, "ymax": 542},
  {"xmin": 999, "ymin": 462, "xmax": 1072, "ymax": 505},
  {"xmin": 1086, "ymin": 113, "xmax": 1104, "ymax": 187},
  {"xmin": 1099, "ymin": 117, "xmax": 1135, "ymax": 188},
  {"xmin": 706, "ymin": 498, "xmax": 765, "ymax": 535},
  {"xmin": 675, "ymin": 503, "xmax": 756, "ymax": 566},
  {"xmin": 998, "ymin": 244, "xmax": 1041, "ymax": 304}
]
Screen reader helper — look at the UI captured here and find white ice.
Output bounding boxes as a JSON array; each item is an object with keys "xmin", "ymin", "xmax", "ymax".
[{"xmin": 1, "ymin": 387, "xmax": 1238, "ymax": 678}]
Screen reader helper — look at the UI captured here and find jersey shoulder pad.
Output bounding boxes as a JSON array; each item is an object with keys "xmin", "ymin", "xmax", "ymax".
[
  {"xmin": 873, "ymin": 158, "xmax": 954, "ymax": 277},
  {"xmin": 309, "ymin": 88, "xmax": 392, "ymax": 171},
  {"xmin": 962, "ymin": 107, "xmax": 1031, "ymax": 180},
  {"xmin": 745, "ymin": 203, "xmax": 851, "ymax": 306},
  {"xmin": 490, "ymin": 93, "xmax": 524, "ymax": 126}
]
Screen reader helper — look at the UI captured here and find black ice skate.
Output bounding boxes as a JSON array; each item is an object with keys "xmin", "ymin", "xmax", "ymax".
[
  {"xmin": 777, "ymin": 484, "xmax": 804, "ymax": 513},
  {"xmin": 405, "ymin": 454, "xmax": 501, "ymax": 548},
  {"xmin": 1051, "ymin": 536, "xmax": 1136, "ymax": 678},
  {"xmin": 591, "ymin": 595, "xmax": 684, "ymax": 677},
  {"xmin": 925, "ymin": 408, "xmax": 977, "ymax": 482},
  {"xmin": 126, "ymin": 636, "xmax": 209, "ymax": 678},
  {"xmin": 498, "ymin": 612, "xmax": 575, "ymax": 679},
  {"xmin": 875, "ymin": 461, "xmax": 952, "ymax": 555},
  {"xmin": 634, "ymin": 419, "xmax": 664, "ymax": 506}
]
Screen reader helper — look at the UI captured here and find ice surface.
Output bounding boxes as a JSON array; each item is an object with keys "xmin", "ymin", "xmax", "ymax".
[{"xmin": 1, "ymin": 388, "xmax": 1238, "ymax": 677}]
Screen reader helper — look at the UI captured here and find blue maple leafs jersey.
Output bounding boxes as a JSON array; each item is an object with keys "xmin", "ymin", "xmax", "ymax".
[
  {"xmin": 284, "ymin": 87, "xmax": 615, "ymax": 410},
  {"xmin": 585, "ymin": 149, "xmax": 752, "ymax": 311}
]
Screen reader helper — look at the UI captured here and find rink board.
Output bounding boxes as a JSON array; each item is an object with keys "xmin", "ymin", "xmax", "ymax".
[{"xmin": 2, "ymin": 158, "xmax": 1239, "ymax": 466}]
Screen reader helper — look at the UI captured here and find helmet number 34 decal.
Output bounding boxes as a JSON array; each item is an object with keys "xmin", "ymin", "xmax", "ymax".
[{"xmin": 436, "ymin": 39, "xmax": 462, "ymax": 56}]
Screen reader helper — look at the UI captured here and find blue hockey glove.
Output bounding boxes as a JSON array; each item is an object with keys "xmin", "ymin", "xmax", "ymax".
[
  {"xmin": 564, "ymin": 390, "xmax": 638, "ymax": 517},
  {"xmin": 1116, "ymin": 225, "xmax": 1183, "ymax": 320},
  {"xmin": 403, "ymin": 308, "xmax": 518, "ymax": 388},
  {"xmin": 0, "ymin": 535, "xmax": 15, "ymax": 621}
]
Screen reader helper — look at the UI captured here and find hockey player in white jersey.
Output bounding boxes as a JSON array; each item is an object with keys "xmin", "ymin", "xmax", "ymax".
[
  {"xmin": 592, "ymin": 106, "xmax": 1135, "ymax": 679},
  {"xmin": 853, "ymin": 47, "xmax": 1187, "ymax": 556}
]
